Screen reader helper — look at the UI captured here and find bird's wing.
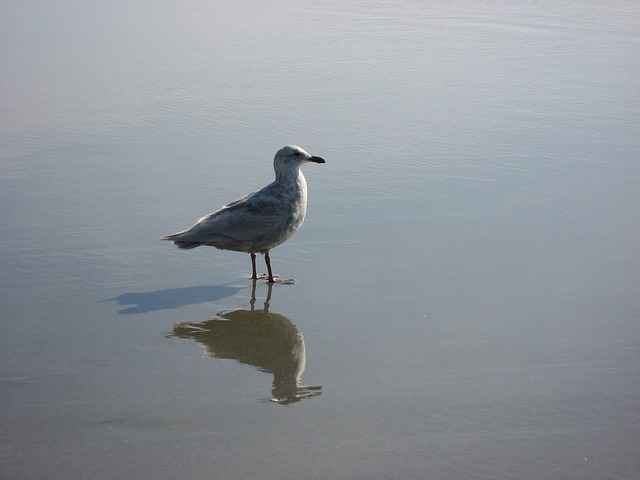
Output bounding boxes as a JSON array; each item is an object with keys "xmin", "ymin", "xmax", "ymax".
[{"xmin": 183, "ymin": 188, "xmax": 289, "ymax": 243}]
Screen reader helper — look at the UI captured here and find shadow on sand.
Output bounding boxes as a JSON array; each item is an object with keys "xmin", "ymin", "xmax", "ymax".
[{"xmin": 102, "ymin": 284, "xmax": 241, "ymax": 314}]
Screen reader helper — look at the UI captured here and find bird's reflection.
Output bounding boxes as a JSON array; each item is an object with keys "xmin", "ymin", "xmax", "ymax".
[{"xmin": 172, "ymin": 282, "xmax": 322, "ymax": 404}]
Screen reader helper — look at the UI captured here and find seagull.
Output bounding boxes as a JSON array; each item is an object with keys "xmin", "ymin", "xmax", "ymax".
[{"xmin": 162, "ymin": 145, "xmax": 325, "ymax": 283}]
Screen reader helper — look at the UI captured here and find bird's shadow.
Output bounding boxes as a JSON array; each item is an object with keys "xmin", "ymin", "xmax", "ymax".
[{"xmin": 101, "ymin": 284, "xmax": 241, "ymax": 314}]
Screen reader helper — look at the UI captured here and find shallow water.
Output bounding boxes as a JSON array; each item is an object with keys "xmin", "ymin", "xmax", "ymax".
[{"xmin": 1, "ymin": 1, "xmax": 639, "ymax": 479}]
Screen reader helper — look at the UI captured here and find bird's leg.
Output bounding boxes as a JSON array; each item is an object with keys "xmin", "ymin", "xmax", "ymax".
[
  {"xmin": 264, "ymin": 251, "xmax": 275, "ymax": 283},
  {"xmin": 264, "ymin": 251, "xmax": 295, "ymax": 284},
  {"xmin": 253, "ymin": 251, "xmax": 293, "ymax": 284},
  {"xmin": 250, "ymin": 253, "xmax": 258, "ymax": 280},
  {"xmin": 252, "ymin": 252, "xmax": 274, "ymax": 281}
]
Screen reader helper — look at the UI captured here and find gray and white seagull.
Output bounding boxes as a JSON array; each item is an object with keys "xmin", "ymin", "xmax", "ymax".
[{"xmin": 162, "ymin": 145, "xmax": 325, "ymax": 283}]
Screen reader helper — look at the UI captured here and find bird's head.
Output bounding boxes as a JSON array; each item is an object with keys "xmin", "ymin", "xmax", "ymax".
[{"xmin": 274, "ymin": 145, "xmax": 325, "ymax": 170}]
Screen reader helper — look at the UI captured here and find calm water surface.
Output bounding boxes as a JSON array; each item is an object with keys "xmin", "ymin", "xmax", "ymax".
[{"xmin": 1, "ymin": 1, "xmax": 639, "ymax": 479}]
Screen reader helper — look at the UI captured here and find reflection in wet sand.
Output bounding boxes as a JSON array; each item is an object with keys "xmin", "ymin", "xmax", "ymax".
[{"xmin": 172, "ymin": 282, "xmax": 322, "ymax": 404}]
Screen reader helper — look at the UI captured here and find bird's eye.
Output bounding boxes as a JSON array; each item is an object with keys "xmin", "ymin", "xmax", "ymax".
[{"xmin": 293, "ymin": 151, "xmax": 301, "ymax": 157}]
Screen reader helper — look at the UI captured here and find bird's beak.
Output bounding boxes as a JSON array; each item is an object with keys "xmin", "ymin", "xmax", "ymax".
[{"xmin": 308, "ymin": 156, "xmax": 325, "ymax": 164}]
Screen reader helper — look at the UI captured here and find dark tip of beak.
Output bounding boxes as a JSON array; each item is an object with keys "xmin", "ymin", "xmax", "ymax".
[{"xmin": 309, "ymin": 156, "xmax": 325, "ymax": 164}]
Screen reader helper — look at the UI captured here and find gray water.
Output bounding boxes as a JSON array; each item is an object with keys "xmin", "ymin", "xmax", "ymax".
[{"xmin": 1, "ymin": 1, "xmax": 639, "ymax": 479}]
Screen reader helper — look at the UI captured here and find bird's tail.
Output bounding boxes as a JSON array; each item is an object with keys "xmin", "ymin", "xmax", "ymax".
[{"xmin": 161, "ymin": 232, "xmax": 201, "ymax": 250}]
